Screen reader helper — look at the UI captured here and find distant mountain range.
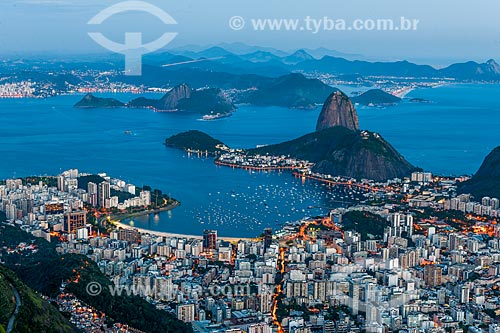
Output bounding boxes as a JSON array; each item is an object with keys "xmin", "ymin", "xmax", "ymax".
[
  {"xmin": 138, "ymin": 46, "xmax": 500, "ymax": 82},
  {"xmin": 168, "ymin": 43, "xmax": 363, "ymax": 60},
  {"xmin": 5, "ymin": 45, "xmax": 500, "ymax": 102},
  {"xmin": 107, "ymin": 46, "xmax": 500, "ymax": 97}
]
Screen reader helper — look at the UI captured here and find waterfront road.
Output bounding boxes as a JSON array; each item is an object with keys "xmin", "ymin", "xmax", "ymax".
[{"xmin": 6, "ymin": 283, "xmax": 21, "ymax": 333}]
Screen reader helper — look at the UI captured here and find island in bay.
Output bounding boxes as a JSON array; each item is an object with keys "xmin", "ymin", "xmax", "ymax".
[{"xmin": 166, "ymin": 90, "xmax": 417, "ymax": 181}]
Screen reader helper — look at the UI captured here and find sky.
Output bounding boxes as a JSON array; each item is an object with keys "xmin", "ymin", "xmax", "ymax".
[{"xmin": 1, "ymin": 0, "xmax": 500, "ymax": 65}]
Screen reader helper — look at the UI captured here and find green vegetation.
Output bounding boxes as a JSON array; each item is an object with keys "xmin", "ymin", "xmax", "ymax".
[
  {"xmin": 78, "ymin": 174, "xmax": 133, "ymax": 204},
  {"xmin": 21, "ymin": 176, "xmax": 58, "ymax": 188},
  {"xmin": 77, "ymin": 174, "xmax": 106, "ymax": 188},
  {"xmin": 342, "ymin": 211, "xmax": 389, "ymax": 240},
  {"xmin": 239, "ymin": 73, "xmax": 335, "ymax": 109},
  {"xmin": 0, "ymin": 225, "xmax": 192, "ymax": 333},
  {"xmin": 0, "ymin": 273, "xmax": 15, "ymax": 329},
  {"xmin": 352, "ymin": 89, "xmax": 401, "ymax": 106},
  {"xmin": 74, "ymin": 93, "xmax": 125, "ymax": 108},
  {"xmin": 250, "ymin": 126, "xmax": 357, "ymax": 161},
  {"xmin": 63, "ymin": 255, "xmax": 192, "ymax": 333},
  {"xmin": 412, "ymin": 207, "xmax": 470, "ymax": 231},
  {"xmin": 178, "ymin": 88, "xmax": 235, "ymax": 114},
  {"xmin": 0, "ymin": 265, "xmax": 76, "ymax": 333},
  {"xmin": 165, "ymin": 130, "xmax": 225, "ymax": 154},
  {"xmin": 249, "ymin": 126, "xmax": 415, "ymax": 181},
  {"xmin": 413, "ymin": 207, "xmax": 467, "ymax": 222},
  {"xmin": 77, "ymin": 175, "xmax": 174, "ymax": 207},
  {"xmin": 458, "ymin": 146, "xmax": 500, "ymax": 199},
  {"xmin": 129, "ymin": 84, "xmax": 235, "ymax": 114}
]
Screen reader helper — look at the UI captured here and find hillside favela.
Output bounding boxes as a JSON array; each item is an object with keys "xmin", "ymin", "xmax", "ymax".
[{"xmin": 2, "ymin": 1, "xmax": 500, "ymax": 333}]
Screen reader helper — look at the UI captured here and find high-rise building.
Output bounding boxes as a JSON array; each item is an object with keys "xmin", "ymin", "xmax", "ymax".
[
  {"xmin": 98, "ymin": 181, "xmax": 110, "ymax": 208},
  {"xmin": 57, "ymin": 175, "xmax": 65, "ymax": 192},
  {"xmin": 411, "ymin": 172, "xmax": 433, "ymax": 183},
  {"xmin": 406, "ymin": 214, "xmax": 414, "ymax": 237},
  {"xmin": 117, "ymin": 228, "xmax": 141, "ymax": 244},
  {"xmin": 63, "ymin": 211, "xmax": 87, "ymax": 234},
  {"xmin": 259, "ymin": 289, "xmax": 273, "ymax": 313},
  {"xmin": 263, "ymin": 228, "xmax": 273, "ymax": 250},
  {"xmin": 140, "ymin": 190, "xmax": 151, "ymax": 206},
  {"xmin": 348, "ymin": 278, "xmax": 360, "ymax": 315},
  {"xmin": 323, "ymin": 321, "xmax": 335, "ymax": 333},
  {"xmin": 460, "ymin": 285, "xmax": 470, "ymax": 304},
  {"xmin": 176, "ymin": 303, "xmax": 195, "ymax": 322},
  {"xmin": 88, "ymin": 182, "xmax": 98, "ymax": 206},
  {"xmin": 66, "ymin": 178, "xmax": 78, "ymax": 191},
  {"xmin": 491, "ymin": 198, "xmax": 500, "ymax": 210},
  {"xmin": 424, "ymin": 265, "xmax": 442, "ymax": 287},
  {"xmin": 248, "ymin": 323, "xmax": 272, "ymax": 333},
  {"xmin": 203, "ymin": 230, "xmax": 217, "ymax": 251}
]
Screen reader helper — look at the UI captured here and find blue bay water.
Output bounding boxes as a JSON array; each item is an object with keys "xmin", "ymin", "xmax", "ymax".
[{"xmin": 0, "ymin": 84, "xmax": 499, "ymax": 237}]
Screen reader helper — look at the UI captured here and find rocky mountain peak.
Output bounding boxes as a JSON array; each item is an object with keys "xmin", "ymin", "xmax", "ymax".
[
  {"xmin": 316, "ymin": 91, "xmax": 359, "ymax": 132},
  {"xmin": 159, "ymin": 83, "xmax": 193, "ymax": 110}
]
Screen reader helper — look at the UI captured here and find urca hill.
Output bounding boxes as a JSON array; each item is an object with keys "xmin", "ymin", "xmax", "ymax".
[{"xmin": 166, "ymin": 90, "xmax": 416, "ymax": 181}]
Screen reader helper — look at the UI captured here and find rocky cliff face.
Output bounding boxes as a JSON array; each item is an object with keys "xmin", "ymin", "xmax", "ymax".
[
  {"xmin": 158, "ymin": 83, "xmax": 192, "ymax": 110},
  {"xmin": 250, "ymin": 126, "xmax": 415, "ymax": 181},
  {"xmin": 458, "ymin": 146, "xmax": 500, "ymax": 198},
  {"xmin": 250, "ymin": 91, "xmax": 415, "ymax": 181},
  {"xmin": 311, "ymin": 130, "xmax": 415, "ymax": 181},
  {"xmin": 316, "ymin": 91, "xmax": 359, "ymax": 131}
]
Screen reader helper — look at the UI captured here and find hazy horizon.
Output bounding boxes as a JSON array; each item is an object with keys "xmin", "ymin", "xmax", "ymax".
[{"xmin": 1, "ymin": 0, "xmax": 500, "ymax": 66}]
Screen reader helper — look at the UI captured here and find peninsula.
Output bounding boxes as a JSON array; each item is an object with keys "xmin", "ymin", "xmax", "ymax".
[{"xmin": 165, "ymin": 90, "xmax": 416, "ymax": 181}]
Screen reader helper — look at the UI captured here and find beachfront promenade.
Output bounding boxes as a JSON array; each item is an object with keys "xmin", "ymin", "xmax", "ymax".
[{"xmin": 113, "ymin": 220, "xmax": 254, "ymax": 242}]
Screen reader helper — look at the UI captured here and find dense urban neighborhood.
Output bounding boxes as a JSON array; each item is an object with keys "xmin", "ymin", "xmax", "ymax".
[{"xmin": 1, "ymin": 168, "xmax": 499, "ymax": 333}]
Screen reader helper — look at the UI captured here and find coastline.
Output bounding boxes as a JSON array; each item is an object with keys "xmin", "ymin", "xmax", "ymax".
[
  {"xmin": 112, "ymin": 220, "xmax": 254, "ymax": 242},
  {"xmin": 109, "ymin": 201, "xmax": 254, "ymax": 242},
  {"xmin": 108, "ymin": 200, "xmax": 181, "ymax": 221}
]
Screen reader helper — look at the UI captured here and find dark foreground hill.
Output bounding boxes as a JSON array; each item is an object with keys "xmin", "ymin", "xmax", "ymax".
[
  {"xmin": 0, "ymin": 264, "xmax": 76, "ymax": 333},
  {"xmin": 0, "ymin": 225, "xmax": 192, "ymax": 333},
  {"xmin": 458, "ymin": 146, "xmax": 500, "ymax": 198}
]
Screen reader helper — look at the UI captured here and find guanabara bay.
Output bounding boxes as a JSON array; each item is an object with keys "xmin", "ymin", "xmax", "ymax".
[{"xmin": 1, "ymin": 1, "xmax": 500, "ymax": 333}]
